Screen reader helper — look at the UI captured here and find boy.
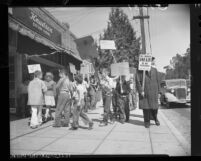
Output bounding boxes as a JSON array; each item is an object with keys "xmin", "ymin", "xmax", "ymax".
[
  {"xmin": 71, "ymin": 75, "xmax": 94, "ymax": 130},
  {"xmin": 28, "ymin": 70, "xmax": 47, "ymax": 129}
]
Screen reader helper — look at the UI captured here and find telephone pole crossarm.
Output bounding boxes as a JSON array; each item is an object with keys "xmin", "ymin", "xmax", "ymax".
[{"xmin": 133, "ymin": 15, "xmax": 150, "ymax": 19}]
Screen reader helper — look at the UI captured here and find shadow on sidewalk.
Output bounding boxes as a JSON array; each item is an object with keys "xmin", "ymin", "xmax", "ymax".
[
  {"xmin": 127, "ymin": 119, "xmax": 155, "ymax": 126},
  {"xmin": 92, "ymin": 118, "xmax": 102, "ymax": 123},
  {"xmin": 129, "ymin": 114, "xmax": 144, "ymax": 118}
]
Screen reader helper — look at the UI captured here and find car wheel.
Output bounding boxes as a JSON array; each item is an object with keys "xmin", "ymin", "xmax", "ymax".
[{"xmin": 166, "ymin": 102, "xmax": 170, "ymax": 108}]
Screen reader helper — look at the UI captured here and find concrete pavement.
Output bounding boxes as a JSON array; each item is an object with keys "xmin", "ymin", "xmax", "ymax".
[{"xmin": 10, "ymin": 101, "xmax": 190, "ymax": 156}]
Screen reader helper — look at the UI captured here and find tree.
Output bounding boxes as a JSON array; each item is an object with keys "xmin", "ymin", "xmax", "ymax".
[
  {"xmin": 94, "ymin": 7, "xmax": 141, "ymax": 72},
  {"xmin": 164, "ymin": 47, "xmax": 190, "ymax": 79}
]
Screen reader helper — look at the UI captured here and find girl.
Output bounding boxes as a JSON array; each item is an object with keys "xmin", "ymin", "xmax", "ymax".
[{"xmin": 44, "ymin": 72, "xmax": 56, "ymax": 122}]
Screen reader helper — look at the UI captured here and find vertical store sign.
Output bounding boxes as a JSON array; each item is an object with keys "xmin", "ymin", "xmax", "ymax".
[{"xmin": 11, "ymin": 7, "xmax": 61, "ymax": 46}]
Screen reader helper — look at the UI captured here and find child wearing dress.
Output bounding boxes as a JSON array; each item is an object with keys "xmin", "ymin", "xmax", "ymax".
[
  {"xmin": 44, "ymin": 72, "xmax": 56, "ymax": 122},
  {"xmin": 28, "ymin": 70, "xmax": 47, "ymax": 129}
]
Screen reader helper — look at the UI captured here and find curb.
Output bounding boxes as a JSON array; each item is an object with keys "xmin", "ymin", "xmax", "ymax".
[{"xmin": 159, "ymin": 111, "xmax": 191, "ymax": 155}]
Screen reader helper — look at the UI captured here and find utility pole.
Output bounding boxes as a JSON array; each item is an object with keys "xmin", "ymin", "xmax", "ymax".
[{"xmin": 133, "ymin": 7, "xmax": 150, "ymax": 91}]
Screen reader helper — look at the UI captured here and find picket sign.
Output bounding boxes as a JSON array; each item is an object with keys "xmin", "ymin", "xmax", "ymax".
[
  {"xmin": 27, "ymin": 64, "xmax": 41, "ymax": 73},
  {"xmin": 100, "ymin": 40, "xmax": 116, "ymax": 50},
  {"xmin": 80, "ymin": 65, "xmax": 90, "ymax": 75},
  {"xmin": 111, "ymin": 62, "xmax": 130, "ymax": 77},
  {"xmin": 138, "ymin": 54, "xmax": 152, "ymax": 71},
  {"xmin": 69, "ymin": 63, "xmax": 76, "ymax": 74}
]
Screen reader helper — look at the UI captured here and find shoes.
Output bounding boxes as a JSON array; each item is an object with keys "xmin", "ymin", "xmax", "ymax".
[
  {"xmin": 155, "ymin": 120, "xmax": 160, "ymax": 126},
  {"xmin": 71, "ymin": 126, "xmax": 78, "ymax": 130},
  {"xmin": 144, "ymin": 122, "xmax": 150, "ymax": 128},
  {"xmin": 120, "ymin": 120, "xmax": 125, "ymax": 124},
  {"xmin": 99, "ymin": 122, "xmax": 108, "ymax": 127},
  {"xmin": 108, "ymin": 119, "xmax": 115, "ymax": 124},
  {"xmin": 88, "ymin": 122, "xmax": 94, "ymax": 130},
  {"xmin": 30, "ymin": 125, "xmax": 38, "ymax": 129}
]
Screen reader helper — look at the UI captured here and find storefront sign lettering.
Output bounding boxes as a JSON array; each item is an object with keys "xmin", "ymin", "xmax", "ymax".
[{"xmin": 12, "ymin": 8, "xmax": 61, "ymax": 46}]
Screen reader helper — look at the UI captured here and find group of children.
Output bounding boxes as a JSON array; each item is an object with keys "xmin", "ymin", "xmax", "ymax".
[{"xmin": 27, "ymin": 69, "xmax": 94, "ymax": 130}]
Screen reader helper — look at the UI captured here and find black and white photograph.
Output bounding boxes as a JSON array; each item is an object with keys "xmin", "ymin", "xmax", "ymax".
[{"xmin": 8, "ymin": 4, "xmax": 195, "ymax": 157}]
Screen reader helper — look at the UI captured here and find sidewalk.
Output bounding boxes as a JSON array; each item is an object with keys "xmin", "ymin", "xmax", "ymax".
[{"xmin": 10, "ymin": 101, "xmax": 190, "ymax": 156}]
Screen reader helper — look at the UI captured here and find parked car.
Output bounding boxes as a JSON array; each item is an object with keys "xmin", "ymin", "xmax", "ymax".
[
  {"xmin": 160, "ymin": 79, "xmax": 187, "ymax": 107},
  {"xmin": 186, "ymin": 79, "xmax": 191, "ymax": 103}
]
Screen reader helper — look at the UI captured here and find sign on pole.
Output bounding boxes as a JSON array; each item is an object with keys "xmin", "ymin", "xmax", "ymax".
[
  {"xmin": 27, "ymin": 64, "xmax": 41, "ymax": 73},
  {"xmin": 138, "ymin": 54, "xmax": 152, "ymax": 71},
  {"xmin": 100, "ymin": 40, "xmax": 116, "ymax": 50},
  {"xmin": 111, "ymin": 62, "xmax": 129, "ymax": 77},
  {"xmin": 69, "ymin": 63, "xmax": 76, "ymax": 74}
]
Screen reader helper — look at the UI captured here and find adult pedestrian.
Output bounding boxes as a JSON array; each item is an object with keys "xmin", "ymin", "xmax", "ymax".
[
  {"xmin": 53, "ymin": 68, "xmax": 73, "ymax": 127},
  {"xmin": 138, "ymin": 57, "xmax": 161, "ymax": 128}
]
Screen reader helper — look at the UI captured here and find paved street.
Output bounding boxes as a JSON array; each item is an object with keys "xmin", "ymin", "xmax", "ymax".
[
  {"xmin": 10, "ymin": 101, "xmax": 190, "ymax": 156},
  {"xmin": 160, "ymin": 104, "xmax": 191, "ymax": 145}
]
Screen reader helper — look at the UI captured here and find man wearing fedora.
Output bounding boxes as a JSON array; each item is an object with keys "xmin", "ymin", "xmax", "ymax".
[{"xmin": 138, "ymin": 57, "xmax": 161, "ymax": 128}]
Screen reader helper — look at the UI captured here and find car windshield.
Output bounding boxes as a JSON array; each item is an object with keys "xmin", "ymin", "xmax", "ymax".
[{"xmin": 165, "ymin": 80, "xmax": 186, "ymax": 89}]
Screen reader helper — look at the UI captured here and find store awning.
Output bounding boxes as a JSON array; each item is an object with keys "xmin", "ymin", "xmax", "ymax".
[
  {"xmin": 29, "ymin": 56, "xmax": 64, "ymax": 68},
  {"xmin": 9, "ymin": 18, "xmax": 57, "ymax": 50},
  {"xmin": 9, "ymin": 17, "xmax": 82, "ymax": 62}
]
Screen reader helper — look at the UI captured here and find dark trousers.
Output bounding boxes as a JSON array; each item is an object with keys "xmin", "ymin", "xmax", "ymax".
[
  {"xmin": 143, "ymin": 109, "xmax": 158, "ymax": 123},
  {"xmin": 84, "ymin": 94, "xmax": 90, "ymax": 112},
  {"xmin": 90, "ymin": 94, "xmax": 97, "ymax": 110},
  {"xmin": 103, "ymin": 95, "xmax": 113, "ymax": 123},
  {"xmin": 72, "ymin": 99, "xmax": 92, "ymax": 128},
  {"xmin": 118, "ymin": 95, "xmax": 130, "ymax": 121},
  {"xmin": 112, "ymin": 89, "xmax": 118, "ymax": 118},
  {"xmin": 54, "ymin": 93, "xmax": 71, "ymax": 126}
]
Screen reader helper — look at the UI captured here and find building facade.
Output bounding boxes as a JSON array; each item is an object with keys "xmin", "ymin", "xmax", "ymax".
[{"xmin": 8, "ymin": 7, "xmax": 82, "ymax": 114}]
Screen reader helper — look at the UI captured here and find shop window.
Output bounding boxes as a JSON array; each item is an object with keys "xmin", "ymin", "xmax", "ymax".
[
  {"xmin": 9, "ymin": 29, "xmax": 17, "ymax": 47},
  {"xmin": 9, "ymin": 98, "xmax": 15, "ymax": 108}
]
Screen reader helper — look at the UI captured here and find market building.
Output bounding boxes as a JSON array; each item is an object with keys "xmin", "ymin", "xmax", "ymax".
[{"xmin": 8, "ymin": 7, "xmax": 82, "ymax": 115}]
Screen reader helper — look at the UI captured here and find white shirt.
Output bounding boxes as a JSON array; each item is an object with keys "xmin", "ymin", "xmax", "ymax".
[{"xmin": 77, "ymin": 84, "xmax": 87, "ymax": 100}]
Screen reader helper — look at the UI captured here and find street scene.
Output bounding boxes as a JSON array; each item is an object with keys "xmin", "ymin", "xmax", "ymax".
[{"xmin": 9, "ymin": 5, "xmax": 191, "ymax": 157}]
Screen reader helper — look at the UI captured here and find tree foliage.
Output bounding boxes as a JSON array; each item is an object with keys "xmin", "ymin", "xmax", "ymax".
[
  {"xmin": 94, "ymin": 7, "xmax": 141, "ymax": 72},
  {"xmin": 165, "ymin": 47, "xmax": 190, "ymax": 79}
]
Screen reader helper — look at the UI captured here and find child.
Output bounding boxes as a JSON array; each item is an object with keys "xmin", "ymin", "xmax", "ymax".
[
  {"xmin": 71, "ymin": 75, "xmax": 94, "ymax": 130},
  {"xmin": 27, "ymin": 70, "xmax": 47, "ymax": 129},
  {"xmin": 44, "ymin": 72, "xmax": 56, "ymax": 122},
  {"xmin": 53, "ymin": 68, "xmax": 73, "ymax": 127}
]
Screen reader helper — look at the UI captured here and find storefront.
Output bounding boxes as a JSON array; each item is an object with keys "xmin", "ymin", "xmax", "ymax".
[{"xmin": 9, "ymin": 7, "xmax": 82, "ymax": 115}]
